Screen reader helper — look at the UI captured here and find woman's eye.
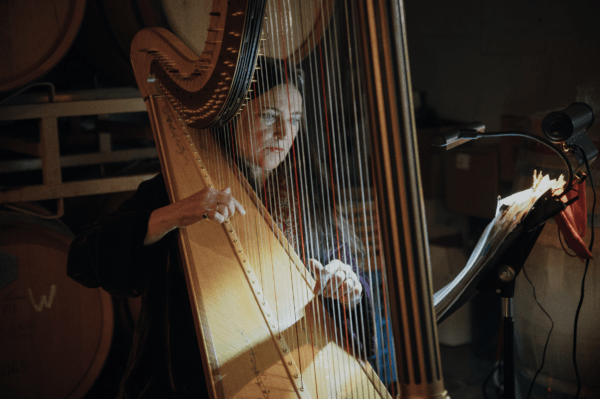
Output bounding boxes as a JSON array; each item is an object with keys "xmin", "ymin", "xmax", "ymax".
[
  {"xmin": 260, "ymin": 113, "xmax": 276, "ymax": 124},
  {"xmin": 292, "ymin": 117, "xmax": 301, "ymax": 125}
]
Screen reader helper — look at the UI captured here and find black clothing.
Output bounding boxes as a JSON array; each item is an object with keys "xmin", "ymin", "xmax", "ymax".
[{"xmin": 68, "ymin": 174, "xmax": 206, "ymax": 398}]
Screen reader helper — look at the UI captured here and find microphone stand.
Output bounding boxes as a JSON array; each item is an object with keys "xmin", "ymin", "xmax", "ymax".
[{"xmin": 475, "ymin": 188, "xmax": 579, "ymax": 398}]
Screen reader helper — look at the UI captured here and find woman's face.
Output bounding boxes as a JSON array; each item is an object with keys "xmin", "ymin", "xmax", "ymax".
[{"xmin": 237, "ymin": 84, "xmax": 303, "ymax": 171}]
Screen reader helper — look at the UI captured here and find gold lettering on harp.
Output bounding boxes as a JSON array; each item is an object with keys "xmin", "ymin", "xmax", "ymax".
[
  {"xmin": 240, "ymin": 330, "xmax": 271, "ymax": 399},
  {"xmin": 162, "ymin": 106, "xmax": 188, "ymax": 163}
]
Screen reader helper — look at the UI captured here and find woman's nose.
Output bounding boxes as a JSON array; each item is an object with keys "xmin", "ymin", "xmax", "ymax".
[{"xmin": 273, "ymin": 117, "xmax": 292, "ymax": 139}]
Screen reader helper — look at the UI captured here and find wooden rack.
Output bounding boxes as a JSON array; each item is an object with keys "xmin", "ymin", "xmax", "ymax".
[{"xmin": 0, "ymin": 87, "xmax": 158, "ymax": 206}]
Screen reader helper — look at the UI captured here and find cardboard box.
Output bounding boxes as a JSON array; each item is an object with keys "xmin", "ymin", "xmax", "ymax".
[
  {"xmin": 444, "ymin": 148, "xmax": 499, "ymax": 219},
  {"xmin": 417, "ymin": 125, "xmax": 460, "ymax": 199},
  {"xmin": 500, "ymin": 115, "xmax": 530, "ymax": 182}
]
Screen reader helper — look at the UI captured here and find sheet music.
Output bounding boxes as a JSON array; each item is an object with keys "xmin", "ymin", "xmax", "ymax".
[{"xmin": 433, "ymin": 172, "xmax": 565, "ymax": 319}]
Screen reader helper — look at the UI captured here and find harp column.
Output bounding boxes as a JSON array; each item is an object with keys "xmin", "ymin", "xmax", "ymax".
[{"xmin": 357, "ymin": 1, "xmax": 449, "ymax": 398}]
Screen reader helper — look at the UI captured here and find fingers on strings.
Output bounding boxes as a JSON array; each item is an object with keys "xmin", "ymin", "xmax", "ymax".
[
  {"xmin": 207, "ymin": 187, "xmax": 247, "ymax": 224},
  {"xmin": 310, "ymin": 259, "xmax": 363, "ymax": 304}
]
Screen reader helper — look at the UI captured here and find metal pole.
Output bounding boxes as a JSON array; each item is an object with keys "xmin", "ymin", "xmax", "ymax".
[{"xmin": 502, "ymin": 284, "xmax": 516, "ymax": 399}]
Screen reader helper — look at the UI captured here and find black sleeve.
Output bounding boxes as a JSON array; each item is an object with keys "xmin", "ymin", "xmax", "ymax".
[{"xmin": 67, "ymin": 174, "xmax": 170, "ymax": 297}]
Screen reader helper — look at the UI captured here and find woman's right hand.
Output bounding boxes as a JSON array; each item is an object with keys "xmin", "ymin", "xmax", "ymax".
[
  {"xmin": 175, "ymin": 187, "xmax": 246, "ymax": 226},
  {"xmin": 144, "ymin": 187, "xmax": 246, "ymax": 245}
]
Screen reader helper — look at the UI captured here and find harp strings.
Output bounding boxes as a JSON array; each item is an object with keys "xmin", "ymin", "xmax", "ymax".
[
  {"xmin": 283, "ymin": 0, "xmax": 359, "ymax": 391},
  {"xmin": 270, "ymin": 1, "xmax": 314, "ymax": 385},
  {"xmin": 303, "ymin": 1, "xmax": 349, "ymax": 394},
  {"xmin": 304, "ymin": 3, "xmax": 348, "ymax": 380},
  {"xmin": 333, "ymin": 0, "xmax": 370, "ymax": 376},
  {"xmin": 344, "ymin": 0, "xmax": 383, "ymax": 382},
  {"xmin": 344, "ymin": 1, "xmax": 398, "ymax": 390},
  {"xmin": 339, "ymin": 0, "xmax": 369, "ymax": 369},
  {"xmin": 293, "ymin": 0, "xmax": 337, "ymax": 389},
  {"xmin": 284, "ymin": 0, "xmax": 329, "ymax": 391},
  {"xmin": 342, "ymin": 1, "xmax": 390, "ymax": 391},
  {"xmin": 266, "ymin": 0, "xmax": 370, "ymax": 391},
  {"xmin": 322, "ymin": 2, "xmax": 375, "ymax": 395},
  {"xmin": 318, "ymin": 2, "xmax": 390, "ymax": 395},
  {"xmin": 298, "ymin": 5, "xmax": 342, "ymax": 392},
  {"xmin": 321, "ymin": 4, "xmax": 360, "ymax": 394},
  {"xmin": 272, "ymin": 0, "xmax": 321, "ymax": 386},
  {"xmin": 320, "ymin": 0, "xmax": 354, "ymax": 369},
  {"xmin": 198, "ymin": 0, "xmax": 395, "ymax": 394}
]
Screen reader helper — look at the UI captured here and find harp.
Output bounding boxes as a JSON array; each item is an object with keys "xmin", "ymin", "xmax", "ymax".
[{"xmin": 130, "ymin": 1, "xmax": 448, "ymax": 398}]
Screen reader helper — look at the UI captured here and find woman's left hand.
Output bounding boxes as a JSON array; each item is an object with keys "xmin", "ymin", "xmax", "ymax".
[{"xmin": 309, "ymin": 259, "xmax": 363, "ymax": 309}]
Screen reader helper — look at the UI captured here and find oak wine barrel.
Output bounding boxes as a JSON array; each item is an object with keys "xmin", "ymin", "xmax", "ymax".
[
  {"xmin": 0, "ymin": 209, "xmax": 113, "ymax": 399},
  {"xmin": 76, "ymin": 0, "xmax": 333, "ymax": 86},
  {"xmin": 0, "ymin": 0, "xmax": 86, "ymax": 92}
]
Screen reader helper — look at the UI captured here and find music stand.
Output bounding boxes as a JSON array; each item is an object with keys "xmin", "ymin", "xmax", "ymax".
[{"xmin": 436, "ymin": 189, "xmax": 568, "ymax": 399}]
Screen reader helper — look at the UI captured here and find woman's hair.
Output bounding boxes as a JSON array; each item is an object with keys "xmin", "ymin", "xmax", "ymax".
[
  {"xmin": 250, "ymin": 57, "xmax": 304, "ymax": 101},
  {"xmin": 212, "ymin": 57, "xmax": 303, "ymax": 149}
]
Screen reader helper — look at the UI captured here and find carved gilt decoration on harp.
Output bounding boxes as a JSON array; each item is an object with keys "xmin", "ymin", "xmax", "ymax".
[{"xmin": 132, "ymin": 0, "xmax": 266, "ymax": 129}]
